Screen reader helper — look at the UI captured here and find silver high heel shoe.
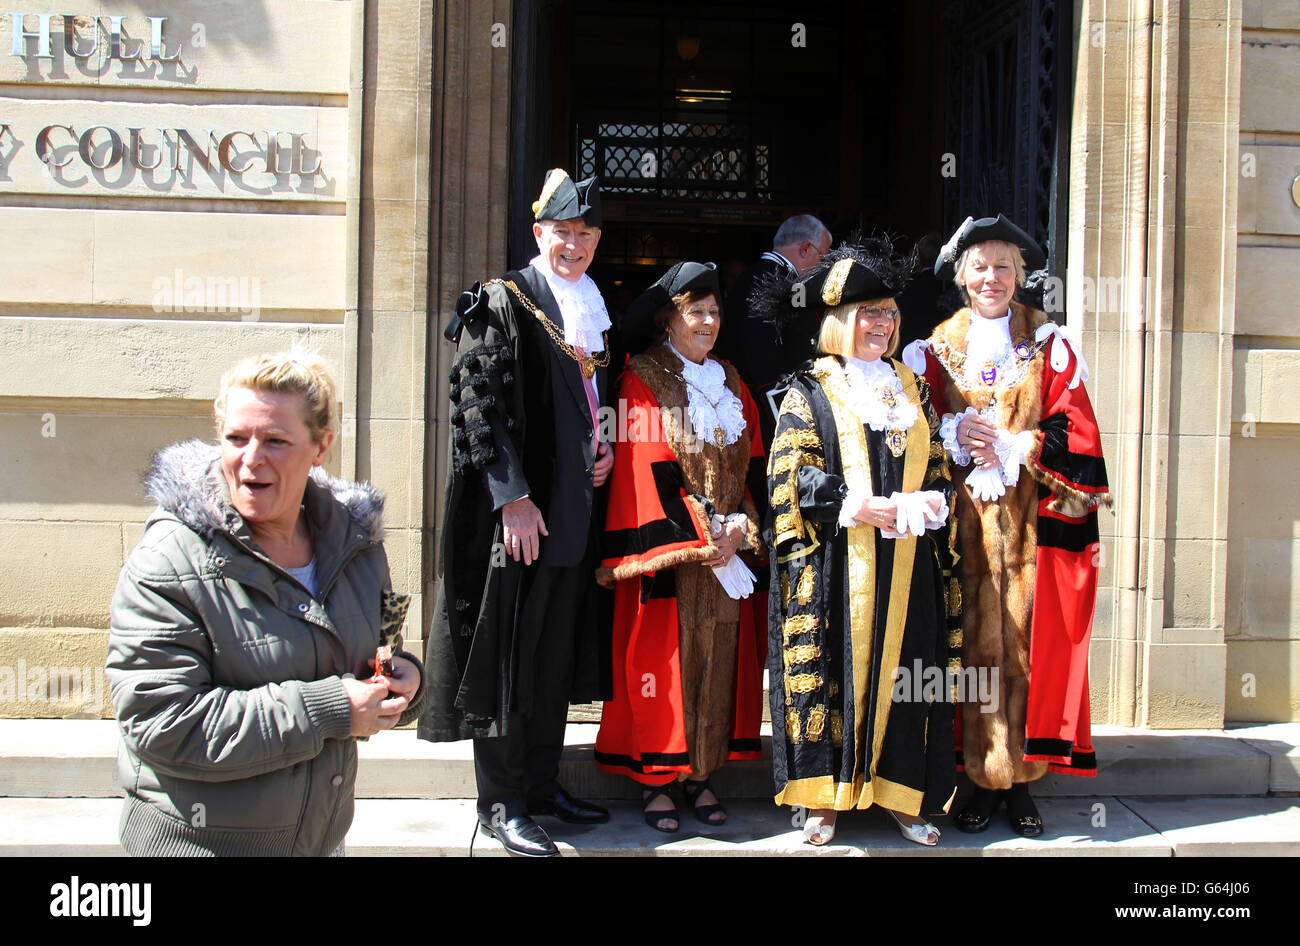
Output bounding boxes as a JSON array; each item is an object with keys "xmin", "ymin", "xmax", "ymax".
[
  {"xmin": 886, "ymin": 809, "xmax": 940, "ymax": 846},
  {"xmin": 802, "ymin": 810, "xmax": 837, "ymax": 846}
]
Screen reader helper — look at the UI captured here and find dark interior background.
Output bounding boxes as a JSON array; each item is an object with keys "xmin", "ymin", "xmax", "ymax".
[{"xmin": 508, "ymin": 0, "xmax": 1070, "ymax": 309}]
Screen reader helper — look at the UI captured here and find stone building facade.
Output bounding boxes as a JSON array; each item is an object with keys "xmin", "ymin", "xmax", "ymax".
[{"xmin": 0, "ymin": 0, "xmax": 1294, "ymax": 725}]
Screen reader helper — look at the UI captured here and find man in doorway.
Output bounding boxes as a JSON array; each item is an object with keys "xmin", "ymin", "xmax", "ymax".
[
  {"xmin": 420, "ymin": 168, "xmax": 615, "ymax": 857},
  {"xmin": 715, "ymin": 213, "xmax": 831, "ymax": 449}
]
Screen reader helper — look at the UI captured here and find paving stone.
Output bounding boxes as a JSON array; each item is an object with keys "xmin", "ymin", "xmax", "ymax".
[
  {"xmin": 1228, "ymin": 722, "xmax": 1300, "ymax": 794},
  {"xmin": 345, "ymin": 797, "xmax": 1172, "ymax": 857},
  {"xmin": 1118, "ymin": 796, "xmax": 1300, "ymax": 856}
]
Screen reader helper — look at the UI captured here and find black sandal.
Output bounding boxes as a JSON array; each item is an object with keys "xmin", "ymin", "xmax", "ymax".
[
  {"xmin": 682, "ymin": 778, "xmax": 727, "ymax": 825},
  {"xmin": 642, "ymin": 786, "xmax": 679, "ymax": 833}
]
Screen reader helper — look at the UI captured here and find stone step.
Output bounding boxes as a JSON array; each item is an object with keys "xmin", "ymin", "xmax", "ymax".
[
  {"xmin": 3, "ymin": 795, "xmax": 1299, "ymax": 857},
  {"xmin": 2, "ymin": 719, "xmax": 1296, "ymax": 801}
]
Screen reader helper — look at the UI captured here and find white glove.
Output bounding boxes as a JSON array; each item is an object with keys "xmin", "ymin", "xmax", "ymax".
[
  {"xmin": 966, "ymin": 464, "xmax": 1006, "ymax": 503},
  {"xmin": 883, "ymin": 491, "xmax": 951, "ymax": 538},
  {"xmin": 711, "ymin": 554, "xmax": 756, "ymax": 600}
]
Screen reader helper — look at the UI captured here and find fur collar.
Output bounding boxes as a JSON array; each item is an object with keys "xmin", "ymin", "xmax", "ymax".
[
  {"xmin": 144, "ymin": 439, "xmax": 385, "ymax": 542},
  {"xmin": 933, "ymin": 301, "xmax": 1047, "ymax": 355}
]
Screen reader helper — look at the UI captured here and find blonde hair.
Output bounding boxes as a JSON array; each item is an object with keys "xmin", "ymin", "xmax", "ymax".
[
  {"xmin": 214, "ymin": 346, "xmax": 337, "ymax": 444},
  {"xmin": 953, "ymin": 240, "xmax": 1027, "ymax": 303},
  {"xmin": 817, "ymin": 298, "xmax": 900, "ymax": 360}
]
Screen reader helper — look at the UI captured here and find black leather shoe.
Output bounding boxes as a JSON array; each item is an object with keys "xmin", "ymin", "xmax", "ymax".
[
  {"xmin": 527, "ymin": 786, "xmax": 610, "ymax": 824},
  {"xmin": 477, "ymin": 813, "xmax": 559, "ymax": 857},
  {"xmin": 1005, "ymin": 782, "xmax": 1044, "ymax": 837},
  {"xmin": 954, "ymin": 787, "xmax": 1003, "ymax": 833}
]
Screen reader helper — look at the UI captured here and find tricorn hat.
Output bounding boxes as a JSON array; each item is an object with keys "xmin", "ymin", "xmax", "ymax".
[
  {"xmin": 751, "ymin": 235, "xmax": 914, "ymax": 340},
  {"xmin": 532, "ymin": 168, "xmax": 602, "ymax": 227},
  {"xmin": 934, "ymin": 213, "xmax": 1046, "ymax": 280},
  {"xmin": 619, "ymin": 261, "xmax": 721, "ymax": 355}
]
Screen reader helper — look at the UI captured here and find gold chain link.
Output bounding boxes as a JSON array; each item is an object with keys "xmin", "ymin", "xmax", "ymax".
[{"xmin": 497, "ymin": 279, "xmax": 609, "ymax": 378}]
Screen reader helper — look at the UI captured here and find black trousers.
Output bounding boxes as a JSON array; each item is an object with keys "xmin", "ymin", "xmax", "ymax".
[{"xmin": 473, "ymin": 553, "xmax": 591, "ymax": 818}]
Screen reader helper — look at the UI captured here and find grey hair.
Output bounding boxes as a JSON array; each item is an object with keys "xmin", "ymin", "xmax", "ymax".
[{"xmin": 773, "ymin": 214, "xmax": 830, "ymax": 251}]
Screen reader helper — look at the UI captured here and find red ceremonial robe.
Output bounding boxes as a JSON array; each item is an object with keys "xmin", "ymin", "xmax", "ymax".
[
  {"xmin": 917, "ymin": 304, "xmax": 1111, "ymax": 786},
  {"xmin": 594, "ymin": 346, "xmax": 767, "ymax": 785}
]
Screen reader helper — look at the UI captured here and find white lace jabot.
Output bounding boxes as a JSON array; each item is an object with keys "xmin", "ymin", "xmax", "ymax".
[
  {"xmin": 964, "ymin": 310, "xmax": 1012, "ymax": 370},
  {"xmin": 842, "ymin": 356, "xmax": 919, "ymax": 433},
  {"xmin": 529, "ymin": 255, "xmax": 610, "ymax": 354},
  {"xmin": 666, "ymin": 341, "xmax": 747, "ymax": 447}
]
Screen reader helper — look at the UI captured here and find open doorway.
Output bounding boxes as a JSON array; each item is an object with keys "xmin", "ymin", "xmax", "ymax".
[{"xmin": 509, "ymin": 0, "xmax": 1071, "ymax": 307}]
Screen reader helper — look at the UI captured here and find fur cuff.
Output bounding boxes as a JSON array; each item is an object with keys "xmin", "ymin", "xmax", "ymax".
[{"xmin": 596, "ymin": 493, "xmax": 718, "ymax": 585}]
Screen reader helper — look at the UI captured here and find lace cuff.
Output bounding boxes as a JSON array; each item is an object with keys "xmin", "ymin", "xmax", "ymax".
[
  {"xmin": 838, "ymin": 483, "xmax": 872, "ymax": 529},
  {"xmin": 940, "ymin": 407, "xmax": 979, "ymax": 466},
  {"xmin": 994, "ymin": 430, "xmax": 1037, "ymax": 487}
]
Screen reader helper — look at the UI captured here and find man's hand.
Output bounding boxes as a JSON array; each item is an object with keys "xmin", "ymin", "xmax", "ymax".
[
  {"xmin": 502, "ymin": 496, "xmax": 548, "ymax": 565},
  {"xmin": 958, "ymin": 413, "xmax": 1000, "ymax": 469},
  {"xmin": 593, "ymin": 441, "xmax": 614, "ymax": 487}
]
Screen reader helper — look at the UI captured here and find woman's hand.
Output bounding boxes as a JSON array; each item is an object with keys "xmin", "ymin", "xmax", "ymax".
[
  {"xmin": 958, "ymin": 413, "xmax": 1000, "ymax": 469},
  {"xmin": 371, "ymin": 654, "xmax": 420, "ymax": 700},
  {"xmin": 920, "ymin": 492, "xmax": 946, "ymax": 522},
  {"xmin": 849, "ymin": 495, "xmax": 899, "ymax": 531},
  {"xmin": 343, "ymin": 676, "xmax": 409, "ymax": 737},
  {"xmin": 701, "ymin": 519, "xmax": 747, "ymax": 568}
]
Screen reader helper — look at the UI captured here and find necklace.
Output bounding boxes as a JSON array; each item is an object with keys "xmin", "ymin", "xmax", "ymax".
[
  {"xmin": 843, "ymin": 358, "xmax": 917, "ymax": 457},
  {"xmin": 497, "ymin": 279, "xmax": 609, "ymax": 377}
]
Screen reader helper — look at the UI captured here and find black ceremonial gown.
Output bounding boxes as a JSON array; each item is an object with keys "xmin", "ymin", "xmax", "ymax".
[
  {"xmin": 767, "ymin": 356, "xmax": 961, "ymax": 816},
  {"xmin": 419, "ymin": 267, "xmax": 609, "ymax": 743}
]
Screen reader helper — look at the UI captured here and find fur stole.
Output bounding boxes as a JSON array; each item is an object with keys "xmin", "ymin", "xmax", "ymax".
[{"xmin": 928, "ymin": 304, "xmax": 1048, "ymax": 787}]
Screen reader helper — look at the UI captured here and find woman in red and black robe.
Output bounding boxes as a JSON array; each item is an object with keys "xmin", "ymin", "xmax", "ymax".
[
  {"xmin": 904, "ymin": 214, "xmax": 1112, "ymax": 836},
  {"xmin": 594, "ymin": 262, "xmax": 767, "ymax": 832}
]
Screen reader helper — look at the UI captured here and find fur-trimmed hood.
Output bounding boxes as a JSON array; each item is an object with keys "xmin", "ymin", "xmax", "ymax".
[{"xmin": 144, "ymin": 439, "xmax": 385, "ymax": 543}]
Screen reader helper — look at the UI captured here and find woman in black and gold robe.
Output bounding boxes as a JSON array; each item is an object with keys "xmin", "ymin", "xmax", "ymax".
[{"xmin": 765, "ymin": 240, "xmax": 962, "ymax": 846}]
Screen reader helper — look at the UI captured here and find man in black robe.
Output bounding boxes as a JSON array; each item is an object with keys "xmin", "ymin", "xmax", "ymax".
[{"xmin": 419, "ymin": 169, "xmax": 614, "ymax": 856}]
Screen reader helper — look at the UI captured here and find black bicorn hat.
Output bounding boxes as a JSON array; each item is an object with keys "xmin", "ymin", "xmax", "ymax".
[
  {"xmin": 619, "ymin": 261, "xmax": 721, "ymax": 355},
  {"xmin": 532, "ymin": 168, "xmax": 602, "ymax": 227},
  {"xmin": 933, "ymin": 213, "xmax": 1046, "ymax": 280},
  {"xmin": 750, "ymin": 235, "xmax": 914, "ymax": 339}
]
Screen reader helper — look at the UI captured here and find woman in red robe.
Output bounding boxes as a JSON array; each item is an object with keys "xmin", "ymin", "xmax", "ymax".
[
  {"xmin": 594, "ymin": 261, "xmax": 767, "ymax": 832},
  {"xmin": 903, "ymin": 214, "xmax": 1112, "ymax": 836}
]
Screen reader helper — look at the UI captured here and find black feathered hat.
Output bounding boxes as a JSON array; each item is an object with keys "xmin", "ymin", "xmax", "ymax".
[
  {"xmin": 750, "ymin": 235, "xmax": 914, "ymax": 341},
  {"xmin": 933, "ymin": 213, "xmax": 1045, "ymax": 280},
  {"xmin": 619, "ymin": 261, "xmax": 721, "ymax": 355},
  {"xmin": 532, "ymin": 168, "xmax": 602, "ymax": 227}
]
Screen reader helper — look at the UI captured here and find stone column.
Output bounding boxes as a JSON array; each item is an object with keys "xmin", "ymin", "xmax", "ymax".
[
  {"xmin": 1227, "ymin": 0, "xmax": 1300, "ymax": 721},
  {"xmin": 421, "ymin": 0, "xmax": 514, "ymax": 651},
  {"xmin": 1069, "ymin": 0, "xmax": 1242, "ymax": 727}
]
